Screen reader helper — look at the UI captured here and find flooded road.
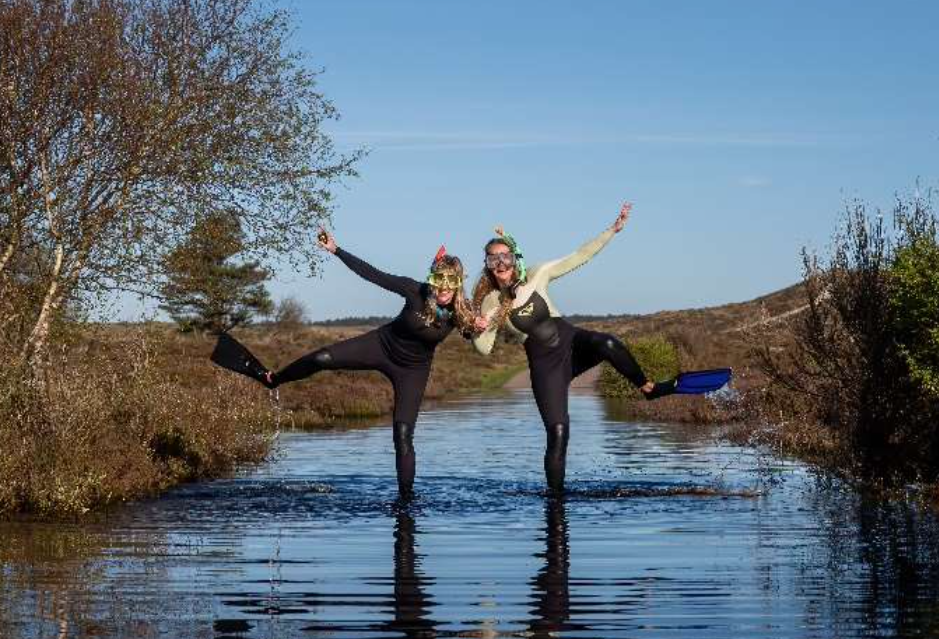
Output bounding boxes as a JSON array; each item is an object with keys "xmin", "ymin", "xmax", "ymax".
[{"xmin": 3, "ymin": 391, "xmax": 939, "ymax": 638}]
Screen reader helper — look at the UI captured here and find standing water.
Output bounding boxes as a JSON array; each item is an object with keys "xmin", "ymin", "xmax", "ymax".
[{"xmin": 3, "ymin": 391, "xmax": 939, "ymax": 638}]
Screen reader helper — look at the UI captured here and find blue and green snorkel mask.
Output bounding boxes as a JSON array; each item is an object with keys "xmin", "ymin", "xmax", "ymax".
[{"xmin": 488, "ymin": 226, "xmax": 527, "ymax": 283}]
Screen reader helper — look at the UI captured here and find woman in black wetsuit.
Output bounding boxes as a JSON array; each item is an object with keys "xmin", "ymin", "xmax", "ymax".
[
  {"xmin": 212, "ymin": 230, "xmax": 484, "ymax": 499},
  {"xmin": 471, "ymin": 203, "xmax": 696, "ymax": 493}
]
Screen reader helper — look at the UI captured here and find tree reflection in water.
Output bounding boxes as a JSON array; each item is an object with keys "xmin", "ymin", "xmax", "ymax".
[{"xmin": 802, "ymin": 493, "xmax": 939, "ymax": 638}]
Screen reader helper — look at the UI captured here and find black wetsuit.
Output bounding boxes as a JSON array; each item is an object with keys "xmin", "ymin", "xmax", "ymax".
[
  {"xmin": 273, "ymin": 248, "xmax": 459, "ymax": 498},
  {"xmin": 475, "ymin": 228, "xmax": 652, "ymax": 493},
  {"xmin": 511, "ymin": 298, "xmax": 647, "ymax": 493},
  {"xmin": 510, "ymin": 293, "xmax": 647, "ymax": 427}
]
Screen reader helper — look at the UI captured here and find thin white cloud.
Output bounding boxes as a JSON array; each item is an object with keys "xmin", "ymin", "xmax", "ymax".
[
  {"xmin": 332, "ymin": 130, "xmax": 824, "ymax": 151},
  {"xmin": 633, "ymin": 133, "xmax": 819, "ymax": 147},
  {"xmin": 333, "ymin": 131, "xmax": 550, "ymax": 151},
  {"xmin": 739, "ymin": 176, "xmax": 773, "ymax": 188}
]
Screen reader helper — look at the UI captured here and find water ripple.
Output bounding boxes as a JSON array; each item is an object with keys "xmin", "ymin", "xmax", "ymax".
[{"xmin": 3, "ymin": 392, "xmax": 939, "ymax": 638}]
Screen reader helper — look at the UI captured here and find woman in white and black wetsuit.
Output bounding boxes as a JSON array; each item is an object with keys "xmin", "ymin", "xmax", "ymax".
[
  {"xmin": 212, "ymin": 231, "xmax": 484, "ymax": 499},
  {"xmin": 471, "ymin": 203, "xmax": 679, "ymax": 494}
]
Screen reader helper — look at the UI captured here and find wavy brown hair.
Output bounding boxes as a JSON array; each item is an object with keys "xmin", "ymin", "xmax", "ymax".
[
  {"xmin": 421, "ymin": 255, "xmax": 478, "ymax": 336},
  {"xmin": 471, "ymin": 238, "xmax": 519, "ymax": 330}
]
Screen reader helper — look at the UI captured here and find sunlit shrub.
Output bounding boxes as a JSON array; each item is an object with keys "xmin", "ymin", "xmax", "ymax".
[
  {"xmin": 599, "ymin": 334, "xmax": 680, "ymax": 400},
  {"xmin": 752, "ymin": 193, "xmax": 939, "ymax": 485},
  {"xmin": 891, "ymin": 237, "xmax": 939, "ymax": 398}
]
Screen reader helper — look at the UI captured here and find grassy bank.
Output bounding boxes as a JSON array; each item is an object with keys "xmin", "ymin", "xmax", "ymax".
[
  {"xmin": 182, "ymin": 323, "xmax": 528, "ymax": 426},
  {"xmin": 0, "ymin": 322, "xmax": 526, "ymax": 519},
  {"xmin": 0, "ymin": 326, "xmax": 274, "ymax": 518},
  {"xmin": 579, "ymin": 286, "xmax": 804, "ymax": 424}
]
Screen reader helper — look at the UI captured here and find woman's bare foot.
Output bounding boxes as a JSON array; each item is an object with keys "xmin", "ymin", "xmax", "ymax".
[{"xmin": 263, "ymin": 370, "xmax": 276, "ymax": 388}]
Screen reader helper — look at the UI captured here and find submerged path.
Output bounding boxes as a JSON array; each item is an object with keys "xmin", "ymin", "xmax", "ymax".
[
  {"xmin": 3, "ymin": 392, "xmax": 939, "ymax": 638},
  {"xmin": 503, "ymin": 364, "xmax": 601, "ymax": 390}
]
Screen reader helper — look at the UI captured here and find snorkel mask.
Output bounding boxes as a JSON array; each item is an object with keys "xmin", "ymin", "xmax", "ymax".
[
  {"xmin": 488, "ymin": 226, "xmax": 527, "ymax": 283},
  {"xmin": 426, "ymin": 245, "xmax": 463, "ymax": 291}
]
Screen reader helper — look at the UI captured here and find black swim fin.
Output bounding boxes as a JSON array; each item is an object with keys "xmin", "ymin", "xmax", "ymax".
[{"xmin": 210, "ymin": 333, "xmax": 276, "ymax": 389}]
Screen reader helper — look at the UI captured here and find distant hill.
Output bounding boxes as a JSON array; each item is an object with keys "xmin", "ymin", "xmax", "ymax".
[
  {"xmin": 308, "ymin": 284, "xmax": 807, "ymax": 339},
  {"xmin": 577, "ymin": 282, "xmax": 805, "ymax": 373},
  {"xmin": 311, "ymin": 315, "xmax": 392, "ymax": 327},
  {"xmin": 577, "ymin": 283, "xmax": 804, "ymax": 335}
]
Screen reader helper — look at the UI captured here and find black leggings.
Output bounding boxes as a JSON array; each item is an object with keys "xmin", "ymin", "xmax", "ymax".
[
  {"xmin": 274, "ymin": 329, "xmax": 430, "ymax": 497},
  {"xmin": 526, "ymin": 320, "xmax": 647, "ymax": 492}
]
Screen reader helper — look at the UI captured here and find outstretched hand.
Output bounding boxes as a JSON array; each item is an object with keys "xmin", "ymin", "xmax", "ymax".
[
  {"xmin": 612, "ymin": 202, "xmax": 632, "ymax": 233},
  {"xmin": 317, "ymin": 228, "xmax": 337, "ymax": 254}
]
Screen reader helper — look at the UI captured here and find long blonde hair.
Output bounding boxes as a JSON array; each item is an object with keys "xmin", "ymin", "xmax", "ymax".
[
  {"xmin": 421, "ymin": 254, "xmax": 478, "ymax": 336},
  {"xmin": 471, "ymin": 238, "xmax": 519, "ymax": 330}
]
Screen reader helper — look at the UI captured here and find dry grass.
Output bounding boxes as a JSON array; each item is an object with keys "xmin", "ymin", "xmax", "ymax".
[
  {"xmin": 0, "ymin": 326, "xmax": 275, "ymax": 518},
  {"xmin": 0, "ymin": 321, "xmax": 527, "ymax": 519},
  {"xmin": 167, "ymin": 323, "xmax": 528, "ymax": 427},
  {"xmin": 578, "ymin": 285, "xmax": 806, "ymax": 424}
]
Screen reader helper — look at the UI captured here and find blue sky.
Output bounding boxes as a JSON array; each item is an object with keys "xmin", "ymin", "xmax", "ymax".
[{"xmin": 128, "ymin": 1, "xmax": 939, "ymax": 320}]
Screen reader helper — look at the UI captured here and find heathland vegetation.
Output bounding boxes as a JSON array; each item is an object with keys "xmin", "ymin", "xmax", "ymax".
[
  {"xmin": 0, "ymin": 0, "xmax": 357, "ymax": 518},
  {"xmin": 3, "ymin": 0, "xmax": 938, "ymax": 519},
  {"xmin": 0, "ymin": 322, "xmax": 525, "ymax": 518},
  {"xmin": 748, "ymin": 194, "xmax": 939, "ymax": 487},
  {"xmin": 594, "ymin": 192, "xmax": 939, "ymax": 491}
]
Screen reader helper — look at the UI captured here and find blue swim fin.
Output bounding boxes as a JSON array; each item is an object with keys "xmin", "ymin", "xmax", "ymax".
[{"xmin": 674, "ymin": 368, "xmax": 733, "ymax": 394}]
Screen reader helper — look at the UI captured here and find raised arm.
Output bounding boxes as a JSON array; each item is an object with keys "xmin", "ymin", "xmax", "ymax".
[
  {"xmin": 540, "ymin": 202, "xmax": 631, "ymax": 281},
  {"xmin": 319, "ymin": 230, "xmax": 419, "ymax": 297}
]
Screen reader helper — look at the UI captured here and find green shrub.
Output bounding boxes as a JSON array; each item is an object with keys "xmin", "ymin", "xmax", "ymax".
[
  {"xmin": 752, "ymin": 193, "xmax": 939, "ymax": 485},
  {"xmin": 891, "ymin": 239, "xmax": 939, "ymax": 397},
  {"xmin": 599, "ymin": 335, "xmax": 680, "ymax": 400}
]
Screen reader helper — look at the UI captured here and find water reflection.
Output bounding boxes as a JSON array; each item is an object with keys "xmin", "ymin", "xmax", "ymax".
[
  {"xmin": 527, "ymin": 497, "xmax": 583, "ymax": 637},
  {"xmin": 383, "ymin": 506, "xmax": 437, "ymax": 638},
  {"xmin": 799, "ymin": 493, "xmax": 939, "ymax": 638},
  {"xmin": 0, "ymin": 521, "xmax": 170, "ymax": 639},
  {"xmin": 6, "ymin": 394, "xmax": 939, "ymax": 637}
]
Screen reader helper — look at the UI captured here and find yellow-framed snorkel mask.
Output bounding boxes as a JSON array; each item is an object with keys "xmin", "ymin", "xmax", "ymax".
[
  {"xmin": 426, "ymin": 245, "xmax": 463, "ymax": 291},
  {"xmin": 427, "ymin": 270, "xmax": 463, "ymax": 290}
]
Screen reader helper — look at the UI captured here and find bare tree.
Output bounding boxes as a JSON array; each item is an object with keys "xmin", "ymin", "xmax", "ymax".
[
  {"xmin": 272, "ymin": 295, "xmax": 308, "ymax": 328},
  {"xmin": 0, "ymin": 0, "xmax": 359, "ymax": 365}
]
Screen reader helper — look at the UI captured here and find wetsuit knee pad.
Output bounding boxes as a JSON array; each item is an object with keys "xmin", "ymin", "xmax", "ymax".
[
  {"xmin": 311, "ymin": 349, "xmax": 333, "ymax": 367},
  {"xmin": 592, "ymin": 332, "xmax": 622, "ymax": 354},
  {"xmin": 393, "ymin": 421, "xmax": 415, "ymax": 453},
  {"xmin": 544, "ymin": 422, "xmax": 570, "ymax": 453}
]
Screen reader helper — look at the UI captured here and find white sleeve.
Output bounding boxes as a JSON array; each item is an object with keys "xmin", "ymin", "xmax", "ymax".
[
  {"xmin": 540, "ymin": 227, "xmax": 616, "ymax": 281},
  {"xmin": 472, "ymin": 292, "xmax": 502, "ymax": 356}
]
